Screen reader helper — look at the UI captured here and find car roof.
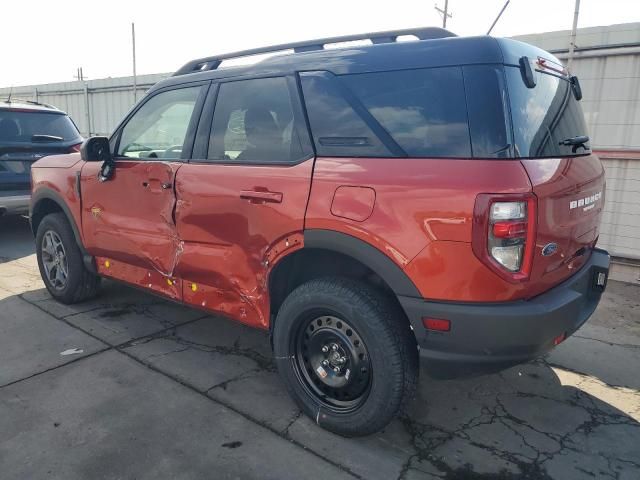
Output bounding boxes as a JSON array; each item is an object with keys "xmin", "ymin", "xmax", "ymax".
[
  {"xmin": 0, "ymin": 99, "xmax": 66, "ymax": 115},
  {"xmin": 151, "ymin": 33, "xmax": 562, "ymax": 94}
]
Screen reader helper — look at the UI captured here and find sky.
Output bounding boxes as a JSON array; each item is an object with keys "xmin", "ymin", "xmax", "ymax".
[{"xmin": 1, "ymin": 0, "xmax": 639, "ymax": 88}]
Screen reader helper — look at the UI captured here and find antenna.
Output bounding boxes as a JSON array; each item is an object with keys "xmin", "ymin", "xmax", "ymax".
[
  {"xmin": 487, "ymin": 0, "xmax": 510, "ymax": 35},
  {"xmin": 434, "ymin": 1, "xmax": 452, "ymax": 28},
  {"xmin": 6, "ymin": 86, "xmax": 13, "ymax": 103}
]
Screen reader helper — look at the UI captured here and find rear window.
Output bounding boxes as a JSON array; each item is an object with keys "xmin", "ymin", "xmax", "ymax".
[
  {"xmin": 0, "ymin": 110, "xmax": 80, "ymax": 143},
  {"xmin": 505, "ymin": 66, "xmax": 590, "ymax": 157}
]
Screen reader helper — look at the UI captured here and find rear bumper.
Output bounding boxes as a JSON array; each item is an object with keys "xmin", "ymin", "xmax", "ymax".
[
  {"xmin": 0, "ymin": 191, "xmax": 30, "ymax": 216},
  {"xmin": 399, "ymin": 248, "xmax": 610, "ymax": 377}
]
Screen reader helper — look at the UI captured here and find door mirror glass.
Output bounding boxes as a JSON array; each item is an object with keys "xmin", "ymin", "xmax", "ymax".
[{"xmin": 80, "ymin": 136, "xmax": 112, "ymax": 162}]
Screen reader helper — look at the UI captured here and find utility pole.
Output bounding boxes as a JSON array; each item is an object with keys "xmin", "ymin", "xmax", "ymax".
[
  {"xmin": 567, "ymin": 0, "xmax": 581, "ymax": 71},
  {"xmin": 132, "ymin": 22, "xmax": 138, "ymax": 103},
  {"xmin": 434, "ymin": 1, "xmax": 452, "ymax": 28},
  {"xmin": 74, "ymin": 67, "xmax": 84, "ymax": 81}
]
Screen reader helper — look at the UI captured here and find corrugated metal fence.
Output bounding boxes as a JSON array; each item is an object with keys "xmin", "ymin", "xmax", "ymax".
[
  {"xmin": 0, "ymin": 73, "xmax": 169, "ymax": 137},
  {"xmin": 1, "ymin": 24, "xmax": 639, "ymax": 267}
]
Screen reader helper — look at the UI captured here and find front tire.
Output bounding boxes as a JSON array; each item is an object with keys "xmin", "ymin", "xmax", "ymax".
[
  {"xmin": 36, "ymin": 213, "xmax": 100, "ymax": 304},
  {"xmin": 273, "ymin": 277, "xmax": 418, "ymax": 437}
]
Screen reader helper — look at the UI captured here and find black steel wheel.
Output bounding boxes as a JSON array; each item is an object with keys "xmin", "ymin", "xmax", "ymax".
[
  {"xmin": 293, "ymin": 314, "xmax": 371, "ymax": 413},
  {"xmin": 273, "ymin": 277, "xmax": 418, "ymax": 437}
]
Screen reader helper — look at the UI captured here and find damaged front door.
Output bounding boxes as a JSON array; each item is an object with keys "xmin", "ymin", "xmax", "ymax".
[
  {"xmin": 81, "ymin": 160, "xmax": 182, "ymax": 273},
  {"xmin": 80, "ymin": 85, "xmax": 206, "ymax": 299}
]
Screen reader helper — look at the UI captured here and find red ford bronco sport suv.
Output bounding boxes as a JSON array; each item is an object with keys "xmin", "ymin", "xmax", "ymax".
[{"xmin": 30, "ymin": 27, "xmax": 609, "ymax": 437}]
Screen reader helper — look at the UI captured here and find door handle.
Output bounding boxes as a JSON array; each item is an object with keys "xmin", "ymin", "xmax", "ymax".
[{"xmin": 240, "ymin": 190, "xmax": 283, "ymax": 204}]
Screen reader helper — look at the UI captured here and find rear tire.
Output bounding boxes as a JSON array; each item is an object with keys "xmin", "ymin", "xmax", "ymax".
[
  {"xmin": 36, "ymin": 213, "xmax": 100, "ymax": 304},
  {"xmin": 273, "ymin": 277, "xmax": 418, "ymax": 437}
]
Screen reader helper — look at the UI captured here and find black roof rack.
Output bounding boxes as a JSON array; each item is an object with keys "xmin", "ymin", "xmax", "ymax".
[{"xmin": 173, "ymin": 26, "xmax": 456, "ymax": 76}]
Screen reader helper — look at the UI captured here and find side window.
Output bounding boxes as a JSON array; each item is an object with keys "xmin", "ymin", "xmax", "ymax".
[
  {"xmin": 300, "ymin": 72, "xmax": 393, "ymax": 157},
  {"xmin": 208, "ymin": 77, "xmax": 304, "ymax": 163},
  {"xmin": 118, "ymin": 86, "xmax": 201, "ymax": 160},
  {"xmin": 340, "ymin": 67, "xmax": 471, "ymax": 158},
  {"xmin": 463, "ymin": 65, "xmax": 512, "ymax": 158}
]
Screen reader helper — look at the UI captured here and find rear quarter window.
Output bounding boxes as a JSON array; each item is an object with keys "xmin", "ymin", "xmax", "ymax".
[
  {"xmin": 340, "ymin": 67, "xmax": 471, "ymax": 158},
  {"xmin": 300, "ymin": 72, "xmax": 393, "ymax": 157},
  {"xmin": 462, "ymin": 65, "xmax": 511, "ymax": 158},
  {"xmin": 301, "ymin": 65, "xmax": 522, "ymax": 160}
]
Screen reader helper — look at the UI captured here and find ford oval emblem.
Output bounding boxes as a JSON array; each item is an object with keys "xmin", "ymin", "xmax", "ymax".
[{"xmin": 542, "ymin": 243, "xmax": 558, "ymax": 256}]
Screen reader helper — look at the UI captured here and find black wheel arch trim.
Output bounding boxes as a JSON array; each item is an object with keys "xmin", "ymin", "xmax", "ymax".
[
  {"xmin": 303, "ymin": 229, "xmax": 421, "ymax": 298},
  {"xmin": 30, "ymin": 188, "xmax": 96, "ymax": 273}
]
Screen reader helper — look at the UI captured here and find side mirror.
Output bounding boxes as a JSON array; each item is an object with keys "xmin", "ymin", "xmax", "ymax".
[
  {"xmin": 80, "ymin": 136, "xmax": 115, "ymax": 182},
  {"xmin": 519, "ymin": 56, "xmax": 537, "ymax": 88},
  {"xmin": 80, "ymin": 136, "xmax": 113, "ymax": 162},
  {"xmin": 570, "ymin": 75, "xmax": 583, "ymax": 101}
]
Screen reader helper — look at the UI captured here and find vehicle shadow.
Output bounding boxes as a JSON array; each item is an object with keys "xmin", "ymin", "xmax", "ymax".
[
  {"xmin": 1, "ymin": 277, "xmax": 639, "ymax": 480},
  {"xmin": 0, "ymin": 215, "xmax": 35, "ymax": 262}
]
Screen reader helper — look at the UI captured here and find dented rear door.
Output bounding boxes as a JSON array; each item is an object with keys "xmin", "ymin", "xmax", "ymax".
[{"xmin": 173, "ymin": 76, "xmax": 315, "ymax": 328}]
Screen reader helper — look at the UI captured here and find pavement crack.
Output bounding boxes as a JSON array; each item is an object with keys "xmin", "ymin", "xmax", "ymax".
[
  {"xmin": 572, "ymin": 334, "xmax": 640, "ymax": 350},
  {"xmin": 205, "ymin": 368, "xmax": 263, "ymax": 393},
  {"xmin": 113, "ymin": 346, "xmax": 362, "ymax": 479},
  {"xmin": 157, "ymin": 333, "xmax": 275, "ymax": 372},
  {"xmin": 282, "ymin": 410, "xmax": 303, "ymax": 437}
]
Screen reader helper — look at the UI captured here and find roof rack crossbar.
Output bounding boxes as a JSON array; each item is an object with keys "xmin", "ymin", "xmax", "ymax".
[{"xmin": 173, "ymin": 26, "xmax": 456, "ymax": 76}]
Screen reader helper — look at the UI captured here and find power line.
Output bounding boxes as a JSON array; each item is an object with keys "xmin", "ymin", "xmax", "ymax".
[{"xmin": 434, "ymin": 0, "xmax": 452, "ymax": 28}]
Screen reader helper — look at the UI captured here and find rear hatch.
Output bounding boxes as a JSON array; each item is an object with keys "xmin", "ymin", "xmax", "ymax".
[
  {"xmin": 0, "ymin": 108, "xmax": 82, "ymax": 192},
  {"xmin": 504, "ymin": 62, "xmax": 605, "ymax": 292}
]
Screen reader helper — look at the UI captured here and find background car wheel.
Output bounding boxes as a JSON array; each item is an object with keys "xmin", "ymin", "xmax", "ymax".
[
  {"xmin": 273, "ymin": 277, "xmax": 418, "ymax": 437},
  {"xmin": 36, "ymin": 213, "xmax": 100, "ymax": 304}
]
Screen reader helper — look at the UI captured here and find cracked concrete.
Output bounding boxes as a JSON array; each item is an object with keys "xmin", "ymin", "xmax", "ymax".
[{"xmin": 1, "ymin": 215, "xmax": 639, "ymax": 479}]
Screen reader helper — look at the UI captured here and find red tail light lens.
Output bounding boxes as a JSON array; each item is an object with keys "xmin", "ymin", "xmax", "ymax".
[
  {"xmin": 69, "ymin": 143, "xmax": 82, "ymax": 153},
  {"xmin": 473, "ymin": 194, "xmax": 537, "ymax": 282},
  {"xmin": 492, "ymin": 221, "xmax": 527, "ymax": 239}
]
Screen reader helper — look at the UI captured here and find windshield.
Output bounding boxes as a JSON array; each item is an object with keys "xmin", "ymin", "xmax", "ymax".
[
  {"xmin": 0, "ymin": 110, "xmax": 81, "ymax": 143},
  {"xmin": 506, "ymin": 66, "xmax": 590, "ymax": 158}
]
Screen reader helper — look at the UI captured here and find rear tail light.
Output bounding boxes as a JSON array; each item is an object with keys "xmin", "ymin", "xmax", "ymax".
[
  {"xmin": 69, "ymin": 143, "xmax": 82, "ymax": 153},
  {"xmin": 473, "ymin": 194, "xmax": 537, "ymax": 282}
]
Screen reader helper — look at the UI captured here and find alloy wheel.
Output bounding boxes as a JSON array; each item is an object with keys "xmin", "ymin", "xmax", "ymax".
[{"xmin": 41, "ymin": 230, "xmax": 69, "ymax": 290}]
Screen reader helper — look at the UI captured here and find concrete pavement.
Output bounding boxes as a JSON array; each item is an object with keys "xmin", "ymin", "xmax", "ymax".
[{"xmin": 1, "ymin": 214, "xmax": 639, "ymax": 479}]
